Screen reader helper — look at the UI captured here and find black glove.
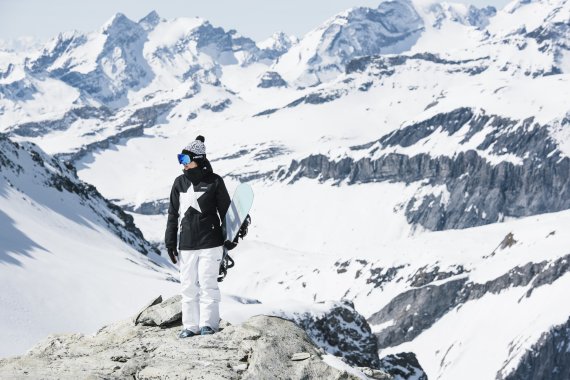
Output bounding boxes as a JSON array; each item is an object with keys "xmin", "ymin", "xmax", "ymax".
[
  {"xmin": 238, "ymin": 214, "xmax": 251, "ymax": 239},
  {"xmin": 224, "ymin": 239, "xmax": 238, "ymax": 251},
  {"xmin": 167, "ymin": 247, "xmax": 178, "ymax": 264}
]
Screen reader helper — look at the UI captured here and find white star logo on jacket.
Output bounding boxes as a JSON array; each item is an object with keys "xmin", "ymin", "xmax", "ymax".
[{"xmin": 179, "ymin": 185, "xmax": 206, "ymax": 226}]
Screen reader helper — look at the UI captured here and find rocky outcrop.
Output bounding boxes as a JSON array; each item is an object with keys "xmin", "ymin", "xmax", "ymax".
[
  {"xmin": 280, "ymin": 108, "xmax": 570, "ymax": 231},
  {"xmin": 0, "ymin": 316, "xmax": 354, "ymax": 379},
  {"xmin": 134, "ymin": 295, "xmax": 183, "ymax": 327},
  {"xmin": 0, "ymin": 77, "xmax": 37, "ymax": 101},
  {"xmin": 297, "ymin": 300, "xmax": 380, "ymax": 368},
  {"xmin": 202, "ymin": 99, "xmax": 232, "ymax": 112},
  {"xmin": 286, "ymin": 89, "xmax": 347, "ymax": 108},
  {"xmin": 257, "ymin": 32, "xmax": 296, "ymax": 62},
  {"xmin": 10, "ymin": 106, "xmax": 113, "ymax": 137},
  {"xmin": 370, "ymin": 277, "xmax": 468, "ymax": 349},
  {"xmin": 57, "ymin": 101, "xmax": 178, "ymax": 164},
  {"xmin": 346, "ymin": 53, "xmax": 490, "ymax": 77},
  {"xmin": 253, "ymin": 145, "xmax": 290, "ymax": 161},
  {"xmin": 379, "ymin": 353, "xmax": 428, "ymax": 380},
  {"xmin": 0, "ymin": 295, "xmax": 380, "ymax": 379},
  {"xmin": 409, "ymin": 264, "xmax": 467, "ymax": 287},
  {"xmin": 123, "ymin": 199, "xmax": 169, "ymax": 215},
  {"xmin": 0, "ymin": 133, "xmax": 158, "ymax": 256},
  {"xmin": 368, "ymin": 254, "xmax": 570, "ymax": 349},
  {"xmin": 257, "ymin": 71, "xmax": 287, "ymax": 88},
  {"xmin": 190, "ymin": 22, "xmax": 260, "ymax": 66},
  {"xmin": 428, "ymin": 3, "xmax": 496, "ymax": 29},
  {"xmin": 501, "ymin": 316, "xmax": 570, "ymax": 380},
  {"xmin": 0, "ymin": 295, "xmax": 429, "ymax": 379}
]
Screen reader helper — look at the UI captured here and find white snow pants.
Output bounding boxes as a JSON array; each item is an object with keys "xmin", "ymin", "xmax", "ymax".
[{"xmin": 179, "ymin": 246, "xmax": 223, "ymax": 332}]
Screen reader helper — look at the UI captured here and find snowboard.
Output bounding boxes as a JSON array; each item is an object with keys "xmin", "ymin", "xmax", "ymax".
[
  {"xmin": 224, "ymin": 183, "xmax": 254, "ymax": 243},
  {"xmin": 218, "ymin": 183, "xmax": 254, "ymax": 282}
]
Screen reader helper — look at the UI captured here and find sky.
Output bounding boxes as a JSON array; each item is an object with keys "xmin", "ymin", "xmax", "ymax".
[{"xmin": 0, "ymin": 0, "xmax": 512, "ymax": 44}]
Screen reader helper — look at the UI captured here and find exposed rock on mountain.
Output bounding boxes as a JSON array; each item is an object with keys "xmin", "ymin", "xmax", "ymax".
[
  {"xmin": 379, "ymin": 353, "xmax": 428, "ymax": 380},
  {"xmin": 57, "ymin": 101, "xmax": 178, "ymax": 163},
  {"xmin": 0, "ymin": 295, "xmax": 426, "ymax": 379},
  {"xmin": 368, "ymin": 253, "xmax": 570, "ymax": 349},
  {"xmin": 10, "ymin": 106, "xmax": 113, "ymax": 138},
  {"xmin": 346, "ymin": 53, "xmax": 491, "ymax": 77},
  {"xmin": 257, "ymin": 71, "xmax": 288, "ymax": 88},
  {"xmin": 257, "ymin": 32, "xmax": 298, "ymax": 62},
  {"xmin": 273, "ymin": 0, "xmax": 425, "ymax": 86},
  {"xmin": 2, "ymin": 1, "xmax": 570, "ymax": 378},
  {"xmin": 427, "ymin": 2, "xmax": 496, "ymax": 29},
  {"xmin": 28, "ymin": 13, "xmax": 155, "ymax": 107},
  {"xmin": 296, "ymin": 300, "xmax": 380, "ymax": 368},
  {"xmin": 0, "ymin": 133, "xmax": 157, "ymax": 256},
  {"xmin": 502, "ymin": 316, "xmax": 570, "ymax": 380},
  {"xmin": 282, "ymin": 108, "xmax": 570, "ymax": 231},
  {"xmin": 0, "ymin": 315, "xmax": 350, "ymax": 379}
]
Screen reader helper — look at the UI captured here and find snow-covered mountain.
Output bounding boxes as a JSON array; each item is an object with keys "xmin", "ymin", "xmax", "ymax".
[
  {"xmin": 272, "ymin": 0, "xmax": 425, "ymax": 86},
  {"xmin": 0, "ymin": 133, "xmax": 180, "ymax": 357},
  {"xmin": 1, "ymin": 0, "xmax": 570, "ymax": 378},
  {"xmin": 223, "ymin": 206, "xmax": 570, "ymax": 379}
]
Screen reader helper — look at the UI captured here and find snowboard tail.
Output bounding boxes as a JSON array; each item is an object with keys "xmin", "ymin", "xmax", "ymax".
[{"xmin": 218, "ymin": 183, "xmax": 254, "ymax": 282}]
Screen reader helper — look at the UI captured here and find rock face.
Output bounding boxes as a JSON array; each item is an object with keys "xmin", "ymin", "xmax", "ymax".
[
  {"xmin": 0, "ymin": 295, "xmax": 431, "ymax": 379},
  {"xmin": 273, "ymin": 0, "xmax": 425, "ymax": 85},
  {"xmin": 368, "ymin": 253, "xmax": 570, "ymax": 350},
  {"xmin": 379, "ymin": 353, "xmax": 428, "ymax": 380},
  {"xmin": 0, "ymin": 133, "xmax": 158, "ymax": 256},
  {"xmin": 346, "ymin": 53, "xmax": 490, "ymax": 77},
  {"xmin": 122, "ymin": 199, "xmax": 169, "ymax": 215},
  {"xmin": 296, "ymin": 300, "xmax": 427, "ymax": 379},
  {"xmin": 257, "ymin": 71, "xmax": 287, "ymax": 88},
  {"xmin": 427, "ymin": 3, "xmax": 496, "ymax": 29},
  {"xmin": 56, "ymin": 101, "xmax": 178, "ymax": 164},
  {"xmin": 281, "ymin": 108, "xmax": 570, "ymax": 231},
  {"xmin": 10, "ymin": 106, "xmax": 113, "ymax": 138},
  {"xmin": 33, "ymin": 14, "xmax": 155, "ymax": 107},
  {"xmin": 297, "ymin": 300, "xmax": 380, "ymax": 368},
  {"xmin": 502, "ymin": 316, "xmax": 570, "ymax": 380},
  {"xmin": 0, "ymin": 315, "xmax": 357, "ymax": 379}
]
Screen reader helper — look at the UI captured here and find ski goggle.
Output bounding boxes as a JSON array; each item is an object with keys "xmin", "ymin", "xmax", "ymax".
[{"xmin": 177, "ymin": 154, "xmax": 191, "ymax": 165}]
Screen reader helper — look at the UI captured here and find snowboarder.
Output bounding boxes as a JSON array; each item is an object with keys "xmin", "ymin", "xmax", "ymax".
[{"xmin": 164, "ymin": 135, "xmax": 239, "ymax": 338}]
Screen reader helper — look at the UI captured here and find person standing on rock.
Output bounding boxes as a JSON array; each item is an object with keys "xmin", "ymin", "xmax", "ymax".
[{"xmin": 164, "ymin": 135, "xmax": 233, "ymax": 338}]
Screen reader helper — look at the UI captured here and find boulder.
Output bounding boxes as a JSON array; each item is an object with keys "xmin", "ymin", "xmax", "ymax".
[
  {"xmin": 0, "ymin": 305, "xmax": 363, "ymax": 379},
  {"xmin": 135, "ymin": 294, "xmax": 181, "ymax": 327}
]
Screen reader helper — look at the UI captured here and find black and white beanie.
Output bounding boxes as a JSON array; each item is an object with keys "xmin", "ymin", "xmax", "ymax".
[{"xmin": 182, "ymin": 135, "xmax": 206, "ymax": 160}]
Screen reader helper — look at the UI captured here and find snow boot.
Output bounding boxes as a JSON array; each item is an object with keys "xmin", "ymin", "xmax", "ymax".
[
  {"xmin": 200, "ymin": 326, "xmax": 215, "ymax": 335},
  {"xmin": 179, "ymin": 329, "xmax": 197, "ymax": 339}
]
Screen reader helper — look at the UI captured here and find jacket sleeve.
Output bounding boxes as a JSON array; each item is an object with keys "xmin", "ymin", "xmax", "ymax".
[
  {"xmin": 165, "ymin": 179, "xmax": 180, "ymax": 249},
  {"xmin": 216, "ymin": 176, "xmax": 231, "ymax": 226}
]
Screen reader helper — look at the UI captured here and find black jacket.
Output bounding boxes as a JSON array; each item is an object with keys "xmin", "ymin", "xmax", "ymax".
[{"xmin": 165, "ymin": 159, "xmax": 231, "ymax": 250}]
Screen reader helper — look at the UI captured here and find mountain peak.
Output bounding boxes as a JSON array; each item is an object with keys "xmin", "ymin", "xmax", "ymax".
[
  {"xmin": 102, "ymin": 12, "xmax": 138, "ymax": 34},
  {"xmin": 424, "ymin": 1, "xmax": 497, "ymax": 28},
  {"xmin": 258, "ymin": 31, "xmax": 297, "ymax": 51},
  {"xmin": 138, "ymin": 10, "xmax": 161, "ymax": 31},
  {"xmin": 273, "ymin": 0, "xmax": 424, "ymax": 86}
]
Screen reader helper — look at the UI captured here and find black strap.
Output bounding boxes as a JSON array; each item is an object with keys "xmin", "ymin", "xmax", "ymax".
[
  {"xmin": 226, "ymin": 254, "xmax": 235, "ymax": 269},
  {"xmin": 217, "ymin": 248, "xmax": 234, "ymax": 282},
  {"xmin": 218, "ymin": 215, "xmax": 251, "ymax": 282}
]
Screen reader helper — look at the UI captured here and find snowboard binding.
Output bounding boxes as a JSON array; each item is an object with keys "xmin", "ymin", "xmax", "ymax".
[
  {"xmin": 217, "ymin": 214, "xmax": 251, "ymax": 282},
  {"xmin": 217, "ymin": 251, "xmax": 235, "ymax": 282}
]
